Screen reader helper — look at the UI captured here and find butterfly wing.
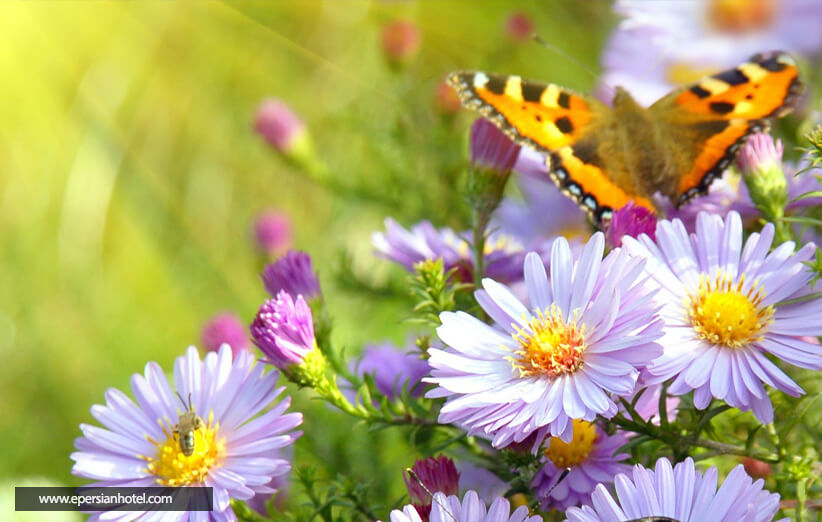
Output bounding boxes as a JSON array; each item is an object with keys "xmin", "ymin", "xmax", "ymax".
[
  {"xmin": 447, "ymin": 72, "xmax": 642, "ymax": 222},
  {"xmin": 649, "ymin": 51, "xmax": 803, "ymax": 207}
]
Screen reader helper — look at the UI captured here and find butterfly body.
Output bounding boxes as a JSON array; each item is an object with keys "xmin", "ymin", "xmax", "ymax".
[{"xmin": 448, "ymin": 52, "xmax": 802, "ymax": 222}]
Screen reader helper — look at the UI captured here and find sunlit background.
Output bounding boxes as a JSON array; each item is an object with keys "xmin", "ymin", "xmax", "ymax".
[{"xmin": 0, "ymin": 0, "xmax": 611, "ymax": 509}]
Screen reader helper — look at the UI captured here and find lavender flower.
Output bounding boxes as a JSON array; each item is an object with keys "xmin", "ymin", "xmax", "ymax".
[
  {"xmin": 372, "ymin": 218, "xmax": 549, "ymax": 284},
  {"xmin": 426, "ymin": 234, "xmax": 663, "ymax": 448},
  {"xmin": 355, "ymin": 343, "xmax": 430, "ymax": 399},
  {"xmin": 564, "ymin": 457, "xmax": 784, "ymax": 522},
  {"xmin": 623, "ymin": 211, "xmax": 822, "ymax": 423},
  {"xmin": 201, "ymin": 312, "xmax": 250, "ymax": 354},
  {"xmin": 390, "ymin": 490, "xmax": 542, "ymax": 522},
  {"xmin": 71, "ymin": 345, "xmax": 302, "ymax": 521},
  {"xmin": 601, "ymin": 0, "xmax": 822, "ymax": 105},
  {"xmin": 251, "ymin": 291, "xmax": 317, "ymax": 370},
  {"xmin": 532, "ymin": 420, "xmax": 631, "ymax": 511},
  {"xmin": 262, "ymin": 250, "xmax": 321, "ymax": 301}
]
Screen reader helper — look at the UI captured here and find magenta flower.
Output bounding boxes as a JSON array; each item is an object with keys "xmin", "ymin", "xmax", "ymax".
[
  {"xmin": 605, "ymin": 201, "xmax": 658, "ymax": 249},
  {"xmin": 404, "ymin": 456, "xmax": 460, "ymax": 520},
  {"xmin": 470, "ymin": 118, "xmax": 520, "ymax": 175},
  {"xmin": 505, "ymin": 12, "xmax": 534, "ymax": 42},
  {"xmin": 201, "ymin": 312, "xmax": 250, "ymax": 353},
  {"xmin": 623, "ymin": 211, "xmax": 822, "ymax": 423},
  {"xmin": 71, "ymin": 346, "xmax": 302, "ymax": 521},
  {"xmin": 253, "ymin": 210, "xmax": 292, "ymax": 256},
  {"xmin": 254, "ymin": 98, "xmax": 307, "ymax": 153},
  {"xmin": 564, "ymin": 457, "xmax": 784, "ymax": 522},
  {"xmin": 262, "ymin": 250, "xmax": 321, "ymax": 301},
  {"xmin": 251, "ymin": 291, "xmax": 317, "ymax": 370},
  {"xmin": 737, "ymin": 132, "xmax": 784, "ymax": 176},
  {"xmin": 426, "ymin": 234, "xmax": 663, "ymax": 448}
]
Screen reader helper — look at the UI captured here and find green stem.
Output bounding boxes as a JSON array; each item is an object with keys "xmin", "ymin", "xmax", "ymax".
[
  {"xmin": 796, "ymin": 476, "xmax": 809, "ymax": 522},
  {"xmin": 472, "ymin": 212, "xmax": 488, "ymax": 292}
]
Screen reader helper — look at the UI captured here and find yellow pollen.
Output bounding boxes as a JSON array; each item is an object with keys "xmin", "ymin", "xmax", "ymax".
[
  {"xmin": 512, "ymin": 305, "xmax": 586, "ymax": 377},
  {"xmin": 544, "ymin": 420, "xmax": 598, "ymax": 468},
  {"xmin": 144, "ymin": 412, "xmax": 224, "ymax": 486},
  {"xmin": 707, "ymin": 0, "xmax": 776, "ymax": 33},
  {"xmin": 688, "ymin": 272, "xmax": 773, "ymax": 349}
]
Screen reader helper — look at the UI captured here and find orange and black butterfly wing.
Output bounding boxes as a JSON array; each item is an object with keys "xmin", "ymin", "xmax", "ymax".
[
  {"xmin": 447, "ymin": 72, "xmax": 639, "ymax": 222},
  {"xmin": 650, "ymin": 51, "xmax": 803, "ymax": 207}
]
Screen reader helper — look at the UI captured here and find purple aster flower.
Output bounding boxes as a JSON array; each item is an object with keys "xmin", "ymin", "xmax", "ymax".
[
  {"xmin": 605, "ymin": 202, "xmax": 658, "ymax": 249},
  {"xmin": 262, "ymin": 250, "xmax": 322, "ymax": 301},
  {"xmin": 470, "ymin": 118, "xmax": 520, "ymax": 175},
  {"xmin": 251, "ymin": 290, "xmax": 317, "ymax": 370},
  {"xmin": 564, "ymin": 457, "xmax": 785, "ymax": 522},
  {"xmin": 533, "ymin": 420, "xmax": 631, "ymax": 511},
  {"xmin": 493, "ymin": 169, "xmax": 590, "ymax": 246},
  {"xmin": 426, "ymin": 234, "xmax": 664, "ymax": 448},
  {"xmin": 253, "ymin": 210, "xmax": 292, "ymax": 256},
  {"xmin": 254, "ymin": 98, "xmax": 308, "ymax": 154},
  {"xmin": 381, "ymin": 20, "xmax": 421, "ymax": 64},
  {"xmin": 389, "ymin": 490, "xmax": 542, "ymax": 522},
  {"xmin": 622, "ymin": 211, "xmax": 822, "ymax": 423},
  {"xmin": 404, "ymin": 456, "xmax": 460, "ymax": 519},
  {"xmin": 372, "ymin": 218, "xmax": 550, "ymax": 284},
  {"xmin": 201, "ymin": 312, "xmax": 250, "ymax": 353},
  {"xmin": 71, "ymin": 345, "xmax": 302, "ymax": 521},
  {"xmin": 601, "ymin": 0, "xmax": 822, "ymax": 105},
  {"xmin": 356, "ymin": 343, "xmax": 430, "ymax": 399},
  {"xmin": 455, "ymin": 462, "xmax": 508, "ymax": 504}
]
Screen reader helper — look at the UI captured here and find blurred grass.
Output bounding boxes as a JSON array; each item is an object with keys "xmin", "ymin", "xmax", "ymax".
[{"xmin": 0, "ymin": 0, "xmax": 611, "ymax": 502}]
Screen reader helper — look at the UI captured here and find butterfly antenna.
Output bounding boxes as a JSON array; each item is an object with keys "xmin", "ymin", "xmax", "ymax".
[
  {"xmin": 532, "ymin": 34, "xmax": 603, "ymax": 85},
  {"xmin": 544, "ymin": 467, "xmax": 572, "ymax": 497},
  {"xmin": 405, "ymin": 468, "xmax": 458, "ymax": 522}
]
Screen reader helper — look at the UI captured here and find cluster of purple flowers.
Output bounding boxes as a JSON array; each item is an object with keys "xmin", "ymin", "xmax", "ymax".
[{"xmin": 68, "ymin": 3, "xmax": 822, "ymax": 521}]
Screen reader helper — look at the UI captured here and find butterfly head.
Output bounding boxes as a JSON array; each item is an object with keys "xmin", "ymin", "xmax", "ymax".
[{"xmin": 612, "ymin": 86, "xmax": 643, "ymax": 110}]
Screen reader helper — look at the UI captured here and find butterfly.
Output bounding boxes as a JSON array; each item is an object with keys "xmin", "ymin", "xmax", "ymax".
[{"xmin": 447, "ymin": 51, "xmax": 803, "ymax": 223}]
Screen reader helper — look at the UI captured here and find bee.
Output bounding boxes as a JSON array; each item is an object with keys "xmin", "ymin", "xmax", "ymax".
[{"xmin": 173, "ymin": 392, "xmax": 203, "ymax": 457}]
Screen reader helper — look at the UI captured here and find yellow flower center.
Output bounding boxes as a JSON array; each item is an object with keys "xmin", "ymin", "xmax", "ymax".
[
  {"xmin": 688, "ymin": 273, "xmax": 773, "ymax": 348},
  {"xmin": 666, "ymin": 63, "xmax": 720, "ymax": 86},
  {"xmin": 512, "ymin": 305, "xmax": 586, "ymax": 377},
  {"xmin": 144, "ymin": 412, "xmax": 225, "ymax": 486},
  {"xmin": 544, "ymin": 420, "xmax": 598, "ymax": 468},
  {"xmin": 707, "ymin": 0, "xmax": 776, "ymax": 33}
]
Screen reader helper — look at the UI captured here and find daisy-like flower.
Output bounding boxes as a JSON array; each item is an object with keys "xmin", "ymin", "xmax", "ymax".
[
  {"xmin": 564, "ymin": 457, "xmax": 784, "ymax": 522},
  {"xmin": 372, "ymin": 218, "xmax": 547, "ymax": 284},
  {"xmin": 601, "ymin": 0, "xmax": 822, "ymax": 105},
  {"xmin": 426, "ymin": 234, "xmax": 664, "ymax": 447},
  {"xmin": 622, "ymin": 211, "xmax": 822, "ymax": 423},
  {"xmin": 532, "ymin": 420, "xmax": 631, "ymax": 511},
  {"xmin": 71, "ymin": 345, "xmax": 303, "ymax": 521},
  {"xmin": 389, "ymin": 490, "xmax": 542, "ymax": 522}
]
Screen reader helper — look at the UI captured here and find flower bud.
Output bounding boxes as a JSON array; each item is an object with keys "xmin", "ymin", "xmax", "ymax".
[
  {"xmin": 254, "ymin": 98, "xmax": 314, "ymax": 160},
  {"xmin": 381, "ymin": 20, "xmax": 421, "ymax": 64},
  {"xmin": 201, "ymin": 312, "xmax": 250, "ymax": 354},
  {"xmin": 737, "ymin": 133, "xmax": 788, "ymax": 220},
  {"xmin": 605, "ymin": 201, "xmax": 658, "ymax": 248},
  {"xmin": 434, "ymin": 79, "xmax": 461, "ymax": 115},
  {"xmin": 505, "ymin": 12, "xmax": 534, "ymax": 42},
  {"xmin": 742, "ymin": 457, "xmax": 773, "ymax": 480},
  {"xmin": 262, "ymin": 250, "xmax": 321, "ymax": 301},
  {"xmin": 404, "ymin": 456, "xmax": 460, "ymax": 519},
  {"xmin": 253, "ymin": 210, "xmax": 292, "ymax": 257}
]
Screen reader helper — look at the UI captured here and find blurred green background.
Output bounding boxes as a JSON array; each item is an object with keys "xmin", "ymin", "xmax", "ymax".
[{"xmin": 0, "ymin": 0, "xmax": 610, "ymax": 512}]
